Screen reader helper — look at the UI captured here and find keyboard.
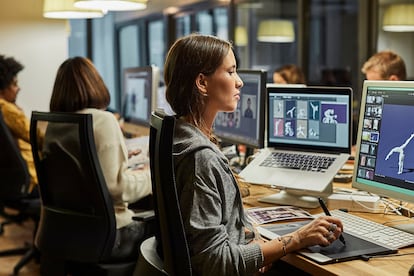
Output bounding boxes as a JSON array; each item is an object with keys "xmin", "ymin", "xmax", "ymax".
[
  {"xmin": 320, "ymin": 209, "xmax": 414, "ymax": 250},
  {"xmin": 259, "ymin": 152, "xmax": 335, "ymax": 172}
]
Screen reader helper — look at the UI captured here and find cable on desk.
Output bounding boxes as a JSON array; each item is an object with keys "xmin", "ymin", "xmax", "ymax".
[
  {"xmin": 381, "ymin": 198, "xmax": 414, "ymax": 218},
  {"xmin": 360, "ymin": 251, "xmax": 414, "ymax": 261}
]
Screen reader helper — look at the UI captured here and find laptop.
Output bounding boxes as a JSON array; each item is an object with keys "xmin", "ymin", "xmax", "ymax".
[{"xmin": 239, "ymin": 85, "xmax": 352, "ymax": 195}]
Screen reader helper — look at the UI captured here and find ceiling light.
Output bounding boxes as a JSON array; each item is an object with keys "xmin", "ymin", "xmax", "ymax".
[
  {"xmin": 43, "ymin": 0, "xmax": 104, "ymax": 19},
  {"xmin": 257, "ymin": 20, "xmax": 295, "ymax": 43},
  {"xmin": 235, "ymin": 26, "xmax": 248, "ymax": 46},
  {"xmin": 383, "ymin": 4, "xmax": 414, "ymax": 32},
  {"xmin": 74, "ymin": 0, "xmax": 147, "ymax": 11}
]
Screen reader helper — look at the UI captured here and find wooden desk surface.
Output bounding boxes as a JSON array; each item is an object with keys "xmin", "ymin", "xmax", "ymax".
[
  {"xmin": 123, "ymin": 122, "xmax": 150, "ymax": 137},
  {"xmin": 243, "ymin": 184, "xmax": 414, "ymax": 276}
]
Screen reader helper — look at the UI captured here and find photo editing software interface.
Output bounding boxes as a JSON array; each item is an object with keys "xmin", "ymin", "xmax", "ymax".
[
  {"xmin": 122, "ymin": 66, "xmax": 159, "ymax": 127},
  {"xmin": 354, "ymin": 81, "xmax": 414, "ymax": 203},
  {"xmin": 267, "ymin": 89, "xmax": 350, "ymax": 150},
  {"xmin": 213, "ymin": 70, "xmax": 266, "ymax": 149}
]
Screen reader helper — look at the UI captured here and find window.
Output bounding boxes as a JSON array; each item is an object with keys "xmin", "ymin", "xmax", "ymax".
[{"xmin": 234, "ymin": 0, "xmax": 298, "ymax": 81}]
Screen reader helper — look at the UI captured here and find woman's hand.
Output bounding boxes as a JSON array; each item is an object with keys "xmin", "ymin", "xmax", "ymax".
[
  {"xmin": 128, "ymin": 148, "xmax": 142, "ymax": 158},
  {"xmin": 294, "ymin": 216, "xmax": 344, "ymax": 248}
]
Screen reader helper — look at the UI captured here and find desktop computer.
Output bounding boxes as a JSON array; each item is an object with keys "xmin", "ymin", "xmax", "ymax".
[
  {"xmin": 214, "ymin": 69, "xmax": 267, "ymax": 171},
  {"xmin": 353, "ymin": 80, "xmax": 414, "ymax": 232},
  {"xmin": 122, "ymin": 65, "xmax": 160, "ymax": 128}
]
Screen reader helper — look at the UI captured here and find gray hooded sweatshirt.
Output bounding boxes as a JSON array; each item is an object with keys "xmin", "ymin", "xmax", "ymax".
[{"xmin": 173, "ymin": 119, "xmax": 263, "ymax": 276}]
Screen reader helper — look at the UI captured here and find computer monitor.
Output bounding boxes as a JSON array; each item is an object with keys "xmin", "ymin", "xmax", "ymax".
[
  {"xmin": 353, "ymin": 80, "xmax": 414, "ymax": 221},
  {"xmin": 122, "ymin": 65, "xmax": 160, "ymax": 127},
  {"xmin": 213, "ymin": 69, "xmax": 267, "ymax": 150},
  {"xmin": 155, "ymin": 83, "xmax": 175, "ymax": 116}
]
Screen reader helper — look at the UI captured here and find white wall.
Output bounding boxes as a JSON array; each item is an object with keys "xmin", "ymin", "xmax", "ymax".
[{"xmin": 0, "ymin": 0, "xmax": 68, "ymax": 117}]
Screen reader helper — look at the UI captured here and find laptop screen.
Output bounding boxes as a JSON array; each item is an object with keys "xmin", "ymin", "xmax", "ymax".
[{"xmin": 267, "ymin": 86, "xmax": 352, "ymax": 154}]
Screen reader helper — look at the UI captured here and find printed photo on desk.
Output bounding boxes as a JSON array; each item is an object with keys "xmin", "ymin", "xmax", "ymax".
[{"xmin": 246, "ymin": 206, "xmax": 313, "ymax": 225}]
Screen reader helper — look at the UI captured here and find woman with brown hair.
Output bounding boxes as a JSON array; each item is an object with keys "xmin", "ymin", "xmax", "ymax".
[
  {"xmin": 164, "ymin": 34, "xmax": 343, "ymax": 275},
  {"xmin": 48, "ymin": 56, "xmax": 152, "ymax": 260}
]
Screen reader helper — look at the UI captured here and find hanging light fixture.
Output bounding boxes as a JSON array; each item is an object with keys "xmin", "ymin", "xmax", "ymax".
[
  {"xmin": 74, "ymin": 0, "xmax": 148, "ymax": 11},
  {"xmin": 257, "ymin": 19, "xmax": 295, "ymax": 43},
  {"xmin": 43, "ymin": 0, "xmax": 104, "ymax": 19},
  {"xmin": 235, "ymin": 26, "xmax": 248, "ymax": 46},
  {"xmin": 383, "ymin": 4, "xmax": 414, "ymax": 32}
]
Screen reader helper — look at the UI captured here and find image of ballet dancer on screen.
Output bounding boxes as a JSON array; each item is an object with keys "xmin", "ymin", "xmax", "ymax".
[
  {"xmin": 385, "ymin": 133, "xmax": 414, "ymax": 174},
  {"xmin": 309, "ymin": 101, "xmax": 319, "ymax": 120}
]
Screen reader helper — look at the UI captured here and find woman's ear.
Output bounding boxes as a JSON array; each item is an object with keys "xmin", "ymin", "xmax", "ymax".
[{"xmin": 195, "ymin": 73, "xmax": 208, "ymax": 96}]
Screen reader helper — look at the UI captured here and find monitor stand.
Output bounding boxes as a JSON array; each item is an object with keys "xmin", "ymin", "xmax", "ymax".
[{"xmin": 258, "ymin": 184, "xmax": 333, "ymax": 209}]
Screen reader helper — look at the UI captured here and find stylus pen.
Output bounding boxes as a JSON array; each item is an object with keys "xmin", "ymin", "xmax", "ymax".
[{"xmin": 318, "ymin": 197, "xmax": 346, "ymax": 245}]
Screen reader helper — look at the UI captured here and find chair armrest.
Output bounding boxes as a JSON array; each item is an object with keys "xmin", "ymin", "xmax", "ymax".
[{"xmin": 132, "ymin": 209, "xmax": 155, "ymax": 222}]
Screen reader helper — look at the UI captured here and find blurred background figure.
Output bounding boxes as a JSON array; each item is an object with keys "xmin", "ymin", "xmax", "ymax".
[
  {"xmin": 361, "ymin": 50, "xmax": 406, "ymax": 81},
  {"xmin": 273, "ymin": 64, "xmax": 306, "ymax": 84},
  {"xmin": 0, "ymin": 54, "xmax": 39, "ymax": 195}
]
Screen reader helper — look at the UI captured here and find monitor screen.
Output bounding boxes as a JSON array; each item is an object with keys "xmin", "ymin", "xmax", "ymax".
[
  {"xmin": 267, "ymin": 86, "xmax": 352, "ymax": 154},
  {"xmin": 213, "ymin": 69, "xmax": 267, "ymax": 149},
  {"xmin": 122, "ymin": 65, "xmax": 160, "ymax": 127},
  {"xmin": 155, "ymin": 83, "xmax": 175, "ymax": 116},
  {"xmin": 353, "ymin": 80, "xmax": 414, "ymax": 205}
]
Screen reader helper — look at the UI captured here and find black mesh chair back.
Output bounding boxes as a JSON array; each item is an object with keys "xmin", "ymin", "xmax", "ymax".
[
  {"xmin": 0, "ymin": 108, "xmax": 40, "ymax": 275},
  {"xmin": 0, "ymin": 109, "xmax": 30, "ymax": 199},
  {"xmin": 30, "ymin": 111, "xmax": 116, "ymax": 264},
  {"xmin": 149, "ymin": 110, "xmax": 192, "ymax": 276}
]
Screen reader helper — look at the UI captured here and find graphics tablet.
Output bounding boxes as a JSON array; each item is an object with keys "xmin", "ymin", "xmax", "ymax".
[{"xmin": 257, "ymin": 220, "xmax": 397, "ymax": 264}]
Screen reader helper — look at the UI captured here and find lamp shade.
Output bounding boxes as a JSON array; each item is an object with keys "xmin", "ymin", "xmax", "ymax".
[
  {"xmin": 235, "ymin": 26, "xmax": 248, "ymax": 46},
  {"xmin": 257, "ymin": 20, "xmax": 295, "ymax": 43},
  {"xmin": 43, "ymin": 0, "xmax": 104, "ymax": 19},
  {"xmin": 383, "ymin": 4, "xmax": 414, "ymax": 32},
  {"xmin": 74, "ymin": 0, "xmax": 147, "ymax": 11}
]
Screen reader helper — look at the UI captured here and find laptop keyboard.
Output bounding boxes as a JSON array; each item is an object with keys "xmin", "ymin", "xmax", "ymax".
[
  {"xmin": 319, "ymin": 209, "xmax": 414, "ymax": 250},
  {"xmin": 259, "ymin": 152, "xmax": 336, "ymax": 172}
]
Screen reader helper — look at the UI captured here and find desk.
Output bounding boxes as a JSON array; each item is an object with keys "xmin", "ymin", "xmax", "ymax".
[
  {"xmin": 243, "ymin": 184, "xmax": 414, "ymax": 276},
  {"xmin": 123, "ymin": 122, "xmax": 150, "ymax": 137}
]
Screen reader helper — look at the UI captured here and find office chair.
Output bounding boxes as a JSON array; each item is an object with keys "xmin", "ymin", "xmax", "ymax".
[
  {"xmin": 135, "ymin": 110, "xmax": 192, "ymax": 276},
  {"xmin": 0, "ymin": 109, "xmax": 40, "ymax": 275},
  {"xmin": 30, "ymin": 111, "xmax": 143, "ymax": 276}
]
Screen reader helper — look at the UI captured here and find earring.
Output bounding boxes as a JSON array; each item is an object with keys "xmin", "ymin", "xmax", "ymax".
[{"xmin": 202, "ymin": 93, "xmax": 208, "ymax": 97}]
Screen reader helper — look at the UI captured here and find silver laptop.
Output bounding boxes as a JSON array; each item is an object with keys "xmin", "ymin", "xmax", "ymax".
[{"xmin": 239, "ymin": 86, "xmax": 352, "ymax": 203}]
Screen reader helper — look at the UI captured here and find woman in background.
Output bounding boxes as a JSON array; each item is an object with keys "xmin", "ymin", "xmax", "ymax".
[
  {"xmin": 164, "ymin": 34, "xmax": 343, "ymax": 275},
  {"xmin": 48, "ymin": 56, "xmax": 152, "ymax": 260},
  {"xmin": 273, "ymin": 64, "xmax": 306, "ymax": 84},
  {"xmin": 0, "ymin": 55, "xmax": 39, "ymax": 195}
]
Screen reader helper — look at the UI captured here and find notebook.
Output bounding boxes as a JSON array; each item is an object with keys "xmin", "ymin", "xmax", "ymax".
[
  {"xmin": 239, "ymin": 86, "xmax": 352, "ymax": 195},
  {"xmin": 257, "ymin": 220, "xmax": 396, "ymax": 264}
]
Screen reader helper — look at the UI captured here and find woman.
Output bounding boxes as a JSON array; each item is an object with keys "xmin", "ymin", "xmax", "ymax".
[
  {"xmin": 273, "ymin": 64, "xmax": 306, "ymax": 84},
  {"xmin": 48, "ymin": 57, "xmax": 152, "ymax": 260},
  {"xmin": 0, "ymin": 55, "xmax": 38, "ymax": 194},
  {"xmin": 164, "ymin": 34, "xmax": 343, "ymax": 275}
]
